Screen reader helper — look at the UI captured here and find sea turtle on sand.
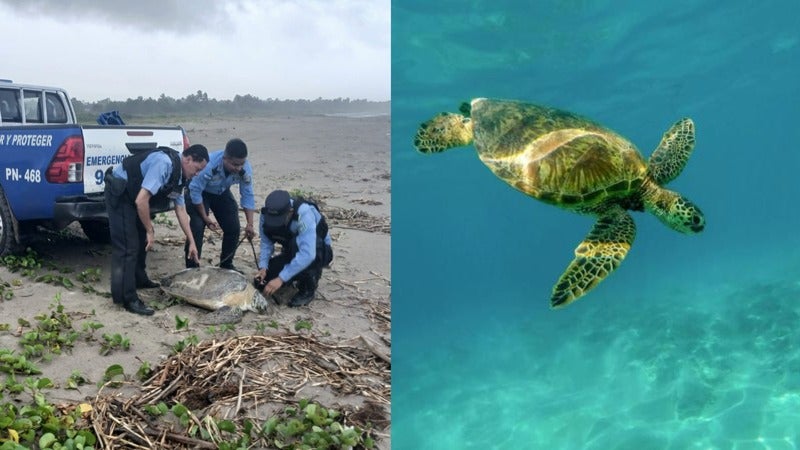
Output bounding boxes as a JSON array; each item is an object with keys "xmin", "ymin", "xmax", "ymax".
[
  {"xmin": 413, "ymin": 98, "xmax": 705, "ymax": 308},
  {"xmin": 160, "ymin": 267, "xmax": 269, "ymax": 324}
]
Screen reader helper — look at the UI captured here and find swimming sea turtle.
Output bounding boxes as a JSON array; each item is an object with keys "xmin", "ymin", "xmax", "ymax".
[
  {"xmin": 160, "ymin": 267, "xmax": 269, "ymax": 324},
  {"xmin": 413, "ymin": 98, "xmax": 705, "ymax": 308}
]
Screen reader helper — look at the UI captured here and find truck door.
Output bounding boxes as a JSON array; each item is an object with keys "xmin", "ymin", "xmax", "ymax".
[{"xmin": 80, "ymin": 127, "xmax": 185, "ymax": 194}]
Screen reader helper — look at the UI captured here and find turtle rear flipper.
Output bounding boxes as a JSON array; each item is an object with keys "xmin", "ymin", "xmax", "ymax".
[
  {"xmin": 413, "ymin": 113, "xmax": 474, "ymax": 154},
  {"xmin": 550, "ymin": 207, "xmax": 636, "ymax": 308},
  {"xmin": 647, "ymin": 118, "xmax": 695, "ymax": 185},
  {"xmin": 199, "ymin": 306, "xmax": 243, "ymax": 325}
]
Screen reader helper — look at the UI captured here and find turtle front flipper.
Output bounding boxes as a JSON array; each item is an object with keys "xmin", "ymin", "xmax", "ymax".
[
  {"xmin": 647, "ymin": 118, "xmax": 695, "ymax": 185},
  {"xmin": 413, "ymin": 112, "xmax": 474, "ymax": 154},
  {"xmin": 550, "ymin": 207, "xmax": 636, "ymax": 308}
]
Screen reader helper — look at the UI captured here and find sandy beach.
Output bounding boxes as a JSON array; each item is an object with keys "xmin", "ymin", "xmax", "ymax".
[{"xmin": 0, "ymin": 114, "xmax": 391, "ymax": 448}]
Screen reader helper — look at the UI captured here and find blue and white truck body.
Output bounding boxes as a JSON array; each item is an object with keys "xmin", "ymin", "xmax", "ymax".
[{"xmin": 0, "ymin": 81, "xmax": 188, "ymax": 255}]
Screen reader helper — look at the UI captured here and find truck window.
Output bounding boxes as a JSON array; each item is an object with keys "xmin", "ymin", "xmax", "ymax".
[
  {"xmin": 23, "ymin": 90, "xmax": 43, "ymax": 123},
  {"xmin": 45, "ymin": 92, "xmax": 67, "ymax": 123},
  {"xmin": 0, "ymin": 89, "xmax": 21, "ymax": 122}
]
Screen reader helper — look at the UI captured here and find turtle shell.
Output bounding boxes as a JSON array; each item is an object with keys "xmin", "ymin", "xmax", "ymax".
[
  {"xmin": 470, "ymin": 98, "xmax": 647, "ymax": 209},
  {"xmin": 161, "ymin": 267, "xmax": 261, "ymax": 312}
]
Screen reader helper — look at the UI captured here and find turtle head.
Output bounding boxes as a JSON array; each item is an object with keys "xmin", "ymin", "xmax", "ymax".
[
  {"xmin": 252, "ymin": 290, "xmax": 270, "ymax": 314},
  {"xmin": 645, "ymin": 188, "xmax": 705, "ymax": 234},
  {"xmin": 413, "ymin": 112, "xmax": 474, "ymax": 154}
]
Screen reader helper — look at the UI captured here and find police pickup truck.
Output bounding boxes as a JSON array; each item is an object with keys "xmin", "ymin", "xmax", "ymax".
[{"xmin": 0, "ymin": 80, "xmax": 188, "ymax": 255}]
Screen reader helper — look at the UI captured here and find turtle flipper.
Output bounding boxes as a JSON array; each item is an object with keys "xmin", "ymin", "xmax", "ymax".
[
  {"xmin": 550, "ymin": 207, "xmax": 636, "ymax": 308},
  {"xmin": 647, "ymin": 118, "xmax": 695, "ymax": 185},
  {"xmin": 199, "ymin": 306, "xmax": 243, "ymax": 325},
  {"xmin": 413, "ymin": 112, "xmax": 474, "ymax": 154}
]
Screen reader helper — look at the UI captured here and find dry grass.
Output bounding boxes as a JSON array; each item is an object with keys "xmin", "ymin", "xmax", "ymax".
[{"xmin": 91, "ymin": 333, "xmax": 390, "ymax": 449}]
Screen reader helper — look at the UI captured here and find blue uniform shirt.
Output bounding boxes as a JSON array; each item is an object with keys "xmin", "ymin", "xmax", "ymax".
[
  {"xmin": 188, "ymin": 150, "xmax": 255, "ymax": 210},
  {"xmin": 259, "ymin": 201, "xmax": 332, "ymax": 282},
  {"xmin": 112, "ymin": 151, "xmax": 185, "ymax": 207}
]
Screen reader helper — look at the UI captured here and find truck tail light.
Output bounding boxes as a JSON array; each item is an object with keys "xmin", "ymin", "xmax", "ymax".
[
  {"xmin": 183, "ymin": 130, "xmax": 190, "ymax": 150},
  {"xmin": 47, "ymin": 135, "xmax": 84, "ymax": 183}
]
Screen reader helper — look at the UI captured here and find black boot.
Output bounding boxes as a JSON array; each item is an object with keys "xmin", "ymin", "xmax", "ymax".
[
  {"xmin": 124, "ymin": 298, "xmax": 155, "ymax": 316},
  {"xmin": 289, "ymin": 288, "xmax": 315, "ymax": 307},
  {"xmin": 289, "ymin": 272, "xmax": 318, "ymax": 307}
]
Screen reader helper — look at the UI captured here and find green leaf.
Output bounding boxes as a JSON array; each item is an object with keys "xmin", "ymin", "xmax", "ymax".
[
  {"xmin": 294, "ymin": 320, "xmax": 312, "ymax": 331},
  {"xmin": 286, "ymin": 418, "xmax": 305, "ymax": 436},
  {"xmin": 171, "ymin": 403, "xmax": 189, "ymax": 418},
  {"xmin": 340, "ymin": 427, "xmax": 359, "ymax": 446},
  {"xmin": 39, "ymin": 432, "xmax": 57, "ymax": 448},
  {"xmin": 144, "ymin": 405, "xmax": 163, "ymax": 416},
  {"xmin": 105, "ymin": 364, "xmax": 124, "ymax": 377},
  {"xmin": 103, "ymin": 364, "xmax": 125, "ymax": 383},
  {"xmin": 12, "ymin": 417, "xmax": 34, "ymax": 430},
  {"xmin": 242, "ymin": 418, "xmax": 254, "ymax": 434},
  {"xmin": 217, "ymin": 419, "xmax": 236, "ymax": 433},
  {"xmin": 262, "ymin": 416, "xmax": 279, "ymax": 436},
  {"xmin": 175, "ymin": 315, "xmax": 189, "ymax": 330},
  {"xmin": 33, "ymin": 392, "xmax": 46, "ymax": 407},
  {"xmin": 80, "ymin": 429, "xmax": 97, "ymax": 445}
]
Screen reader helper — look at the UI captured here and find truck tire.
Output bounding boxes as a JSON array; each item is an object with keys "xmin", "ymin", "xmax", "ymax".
[
  {"xmin": 80, "ymin": 220, "xmax": 111, "ymax": 244},
  {"xmin": 0, "ymin": 185, "xmax": 20, "ymax": 256}
]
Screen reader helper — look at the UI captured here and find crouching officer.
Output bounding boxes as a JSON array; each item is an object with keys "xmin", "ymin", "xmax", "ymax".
[
  {"xmin": 104, "ymin": 144, "xmax": 209, "ymax": 315},
  {"xmin": 184, "ymin": 138, "xmax": 256, "ymax": 271},
  {"xmin": 256, "ymin": 190, "xmax": 333, "ymax": 307}
]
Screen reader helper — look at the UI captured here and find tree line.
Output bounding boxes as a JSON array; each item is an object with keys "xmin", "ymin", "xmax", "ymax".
[{"xmin": 72, "ymin": 90, "xmax": 390, "ymax": 121}]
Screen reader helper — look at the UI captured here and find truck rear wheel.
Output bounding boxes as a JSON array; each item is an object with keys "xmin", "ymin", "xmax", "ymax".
[
  {"xmin": 80, "ymin": 220, "xmax": 111, "ymax": 244},
  {"xmin": 0, "ymin": 185, "xmax": 20, "ymax": 256}
]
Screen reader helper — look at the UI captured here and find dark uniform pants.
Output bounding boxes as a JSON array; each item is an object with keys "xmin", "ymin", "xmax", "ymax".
[
  {"xmin": 265, "ymin": 238, "xmax": 333, "ymax": 294},
  {"xmin": 184, "ymin": 189, "xmax": 240, "ymax": 268},
  {"xmin": 105, "ymin": 171, "xmax": 149, "ymax": 305}
]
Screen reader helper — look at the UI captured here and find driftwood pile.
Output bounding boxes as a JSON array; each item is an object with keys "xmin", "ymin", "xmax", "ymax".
[
  {"xmin": 325, "ymin": 207, "xmax": 390, "ymax": 234},
  {"xmin": 91, "ymin": 333, "xmax": 390, "ymax": 449}
]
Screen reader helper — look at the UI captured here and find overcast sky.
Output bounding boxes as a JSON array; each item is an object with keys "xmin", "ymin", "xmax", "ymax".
[{"xmin": 0, "ymin": 0, "xmax": 389, "ymax": 101}]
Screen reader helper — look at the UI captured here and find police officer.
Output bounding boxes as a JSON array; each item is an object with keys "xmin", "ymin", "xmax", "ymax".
[
  {"xmin": 104, "ymin": 144, "xmax": 209, "ymax": 315},
  {"xmin": 256, "ymin": 190, "xmax": 333, "ymax": 307},
  {"xmin": 184, "ymin": 138, "xmax": 256, "ymax": 270}
]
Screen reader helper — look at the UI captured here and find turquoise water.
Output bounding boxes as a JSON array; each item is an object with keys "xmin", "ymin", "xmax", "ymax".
[{"xmin": 392, "ymin": 1, "xmax": 800, "ymax": 449}]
